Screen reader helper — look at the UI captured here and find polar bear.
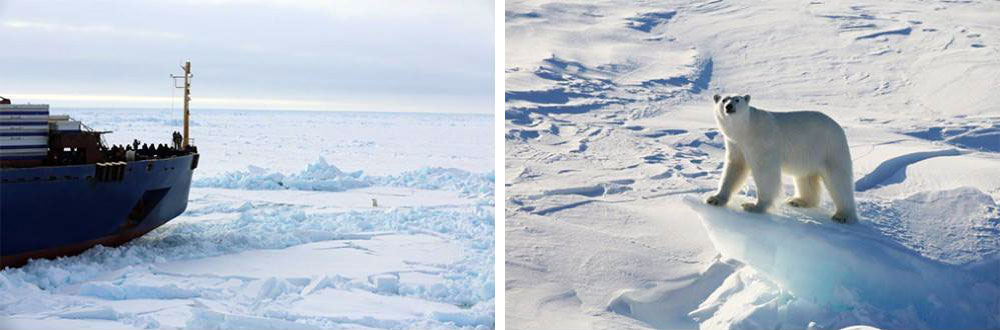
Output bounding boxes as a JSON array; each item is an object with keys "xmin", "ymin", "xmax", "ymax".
[{"xmin": 705, "ymin": 94, "xmax": 857, "ymax": 223}]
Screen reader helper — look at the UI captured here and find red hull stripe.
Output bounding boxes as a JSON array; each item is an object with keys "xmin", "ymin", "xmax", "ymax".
[{"xmin": 1, "ymin": 222, "xmax": 166, "ymax": 269}]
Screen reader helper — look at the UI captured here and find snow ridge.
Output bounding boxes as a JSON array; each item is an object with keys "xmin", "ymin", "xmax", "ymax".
[
  {"xmin": 854, "ymin": 148, "xmax": 962, "ymax": 192},
  {"xmin": 194, "ymin": 157, "xmax": 494, "ymax": 199}
]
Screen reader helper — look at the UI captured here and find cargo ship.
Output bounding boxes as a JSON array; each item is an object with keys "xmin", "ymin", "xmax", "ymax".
[{"xmin": 1, "ymin": 61, "xmax": 200, "ymax": 268}]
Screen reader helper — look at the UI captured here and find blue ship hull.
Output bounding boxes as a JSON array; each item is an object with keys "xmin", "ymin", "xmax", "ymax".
[{"xmin": 0, "ymin": 154, "xmax": 197, "ymax": 267}]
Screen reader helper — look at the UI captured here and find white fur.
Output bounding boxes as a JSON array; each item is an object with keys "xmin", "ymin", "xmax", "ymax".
[{"xmin": 705, "ymin": 94, "xmax": 857, "ymax": 223}]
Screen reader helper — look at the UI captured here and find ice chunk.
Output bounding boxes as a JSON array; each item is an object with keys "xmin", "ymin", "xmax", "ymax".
[
  {"xmin": 373, "ymin": 274, "xmax": 400, "ymax": 294},
  {"xmin": 301, "ymin": 275, "xmax": 350, "ymax": 295},
  {"xmin": 683, "ymin": 196, "xmax": 999, "ymax": 328},
  {"xmin": 432, "ymin": 310, "xmax": 495, "ymax": 328},
  {"xmin": 79, "ymin": 282, "xmax": 200, "ymax": 300},
  {"xmin": 252, "ymin": 277, "xmax": 298, "ymax": 302}
]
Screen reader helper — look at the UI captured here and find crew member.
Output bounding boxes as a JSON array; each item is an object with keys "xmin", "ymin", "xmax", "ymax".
[{"xmin": 172, "ymin": 131, "xmax": 182, "ymax": 149}]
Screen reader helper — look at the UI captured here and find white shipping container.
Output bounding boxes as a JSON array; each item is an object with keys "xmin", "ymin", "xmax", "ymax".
[
  {"xmin": 0, "ymin": 148, "xmax": 48, "ymax": 155},
  {"xmin": 0, "ymin": 136, "xmax": 49, "ymax": 146},
  {"xmin": 0, "ymin": 112, "xmax": 49, "ymax": 123},
  {"xmin": 0, "ymin": 104, "xmax": 50, "ymax": 110},
  {"xmin": 0, "ymin": 116, "xmax": 49, "ymax": 123},
  {"xmin": 0, "ymin": 125, "xmax": 49, "ymax": 132},
  {"xmin": 0, "ymin": 104, "xmax": 52, "ymax": 160}
]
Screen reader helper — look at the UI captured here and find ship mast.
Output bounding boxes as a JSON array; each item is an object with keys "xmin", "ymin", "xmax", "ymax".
[{"xmin": 171, "ymin": 61, "xmax": 193, "ymax": 148}]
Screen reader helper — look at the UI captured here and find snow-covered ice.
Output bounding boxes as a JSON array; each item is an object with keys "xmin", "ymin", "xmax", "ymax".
[
  {"xmin": 674, "ymin": 195, "xmax": 997, "ymax": 329},
  {"xmin": 1, "ymin": 109, "xmax": 494, "ymax": 329},
  {"xmin": 505, "ymin": 0, "xmax": 1000, "ymax": 329}
]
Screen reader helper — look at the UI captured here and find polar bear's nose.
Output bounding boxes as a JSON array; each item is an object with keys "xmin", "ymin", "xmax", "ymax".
[{"xmin": 725, "ymin": 103, "xmax": 734, "ymax": 113}]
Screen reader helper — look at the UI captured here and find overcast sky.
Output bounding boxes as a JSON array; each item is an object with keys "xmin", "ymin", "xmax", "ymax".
[{"xmin": 0, "ymin": 0, "xmax": 494, "ymax": 113}]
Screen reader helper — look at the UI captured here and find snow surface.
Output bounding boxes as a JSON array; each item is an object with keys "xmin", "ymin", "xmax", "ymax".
[
  {"xmin": 1, "ymin": 109, "xmax": 494, "ymax": 329},
  {"xmin": 505, "ymin": 0, "xmax": 1000, "ymax": 329}
]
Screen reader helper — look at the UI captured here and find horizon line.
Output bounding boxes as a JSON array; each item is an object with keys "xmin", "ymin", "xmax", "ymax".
[
  {"xmin": 3, "ymin": 93, "xmax": 492, "ymax": 115},
  {"xmin": 45, "ymin": 105, "xmax": 493, "ymax": 117}
]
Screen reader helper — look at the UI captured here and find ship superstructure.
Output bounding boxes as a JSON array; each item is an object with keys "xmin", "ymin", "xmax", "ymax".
[{"xmin": 0, "ymin": 61, "xmax": 200, "ymax": 268}]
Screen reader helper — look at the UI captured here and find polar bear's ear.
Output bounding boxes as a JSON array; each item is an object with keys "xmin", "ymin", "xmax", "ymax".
[
  {"xmin": 713, "ymin": 94, "xmax": 721, "ymax": 103},
  {"xmin": 744, "ymin": 95, "xmax": 751, "ymax": 103}
]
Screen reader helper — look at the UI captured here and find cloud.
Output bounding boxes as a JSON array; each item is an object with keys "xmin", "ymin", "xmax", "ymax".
[
  {"xmin": 0, "ymin": 0, "xmax": 494, "ymax": 113},
  {"xmin": 1, "ymin": 21, "xmax": 182, "ymax": 39},
  {"xmin": 175, "ymin": 0, "xmax": 492, "ymax": 21}
]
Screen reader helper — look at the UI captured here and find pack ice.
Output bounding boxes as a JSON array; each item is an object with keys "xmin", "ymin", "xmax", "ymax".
[
  {"xmin": 505, "ymin": 0, "xmax": 1000, "ymax": 329},
  {"xmin": 1, "ymin": 109, "xmax": 494, "ymax": 329}
]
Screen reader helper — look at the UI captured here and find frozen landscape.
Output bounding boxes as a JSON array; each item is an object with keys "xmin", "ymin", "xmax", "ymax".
[
  {"xmin": 505, "ymin": 0, "xmax": 999, "ymax": 329},
  {"xmin": 0, "ymin": 109, "xmax": 495, "ymax": 329}
]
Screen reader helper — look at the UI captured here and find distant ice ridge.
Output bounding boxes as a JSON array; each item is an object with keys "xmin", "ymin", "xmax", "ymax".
[{"xmin": 194, "ymin": 157, "xmax": 494, "ymax": 199}]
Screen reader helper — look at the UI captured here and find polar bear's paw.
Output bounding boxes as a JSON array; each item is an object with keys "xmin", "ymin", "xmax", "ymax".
[
  {"xmin": 785, "ymin": 197, "xmax": 812, "ymax": 208},
  {"xmin": 831, "ymin": 212, "xmax": 850, "ymax": 224},
  {"xmin": 741, "ymin": 202, "xmax": 766, "ymax": 213},
  {"xmin": 706, "ymin": 195, "xmax": 726, "ymax": 206}
]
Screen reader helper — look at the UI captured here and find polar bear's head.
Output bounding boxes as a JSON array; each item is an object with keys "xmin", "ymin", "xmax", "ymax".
[{"xmin": 712, "ymin": 94, "xmax": 751, "ymax": 118}]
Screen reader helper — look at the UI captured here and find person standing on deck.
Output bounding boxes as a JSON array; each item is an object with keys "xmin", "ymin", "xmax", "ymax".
[{"xmin": 172, "ymin": 131, "xmax": 182, "ymax": 149}]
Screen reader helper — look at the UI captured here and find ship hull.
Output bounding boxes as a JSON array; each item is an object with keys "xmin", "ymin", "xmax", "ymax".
[{"xmin": 1, "ymin": 154, "xmax": 197, "ymax": 268}]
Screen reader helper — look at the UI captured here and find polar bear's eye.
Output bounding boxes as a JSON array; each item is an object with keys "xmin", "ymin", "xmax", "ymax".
[{"xmin": 733, "ymin": 99, "xmax": 739, "ymax": 103}]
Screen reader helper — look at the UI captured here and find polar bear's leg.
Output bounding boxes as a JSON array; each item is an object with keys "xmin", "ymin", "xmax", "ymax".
[
  {"xmin": 742, "ymin": 153, "xmax": 781, "ymax": 213},
  {"xmin": 821, "ymin": 163, "xmax": 856, "ymax": 223},
  {"xmin": 707, "ymin": 140, "xmax": 748, "ymax": 206},
  {"xmin": 787, "ymin": 174, "xmax": 821, "ymax": 208}
]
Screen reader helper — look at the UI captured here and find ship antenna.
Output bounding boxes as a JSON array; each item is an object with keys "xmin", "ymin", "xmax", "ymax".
[{"xmin": 171, "ymin": 60, "xmax": 193, "ymax": 148}]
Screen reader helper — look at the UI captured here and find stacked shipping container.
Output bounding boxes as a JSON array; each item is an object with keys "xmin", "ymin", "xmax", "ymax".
[{"xmin": 0, "ymin": 104, "xmax": 50, "ymax": 161}]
